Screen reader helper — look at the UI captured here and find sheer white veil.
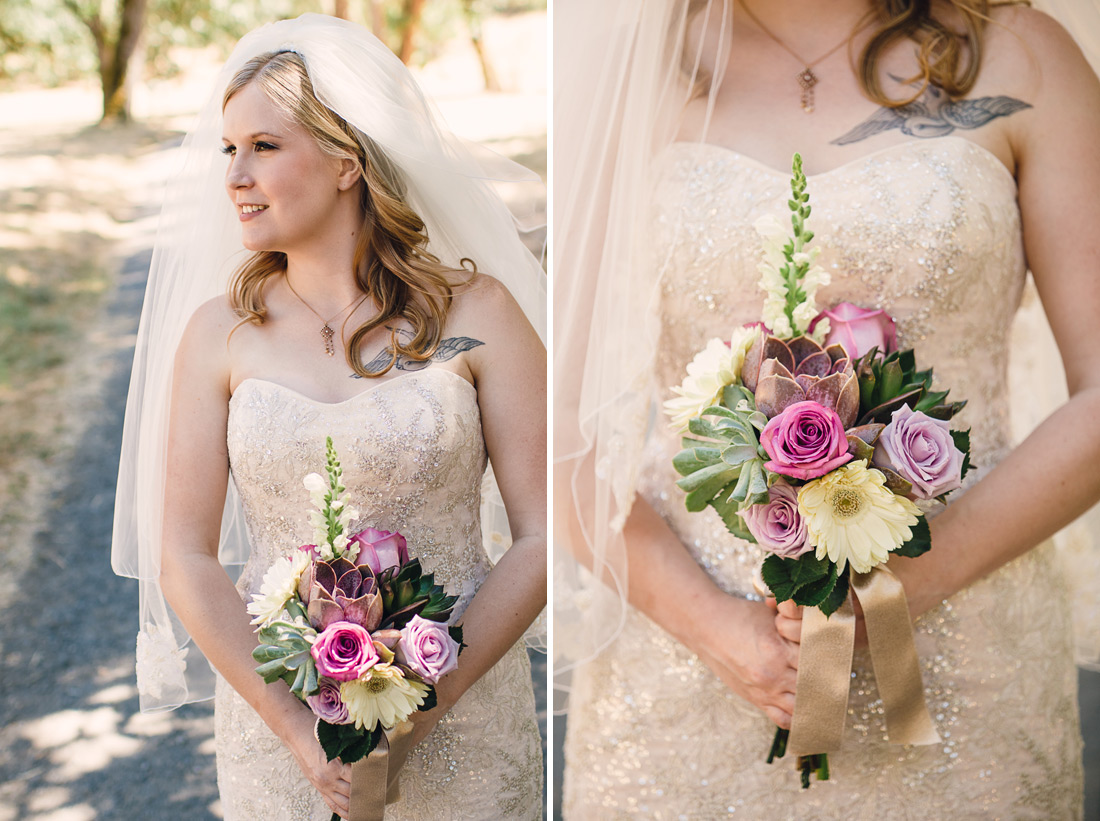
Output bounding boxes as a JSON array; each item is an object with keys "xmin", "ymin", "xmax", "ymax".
[
  {"xmin": 112, "ymin": 13, "xmax": 546, "ymax": 712},
  {"xmin": 553, "ymin": 0, "xmax": 1100, "ymax": 711}
]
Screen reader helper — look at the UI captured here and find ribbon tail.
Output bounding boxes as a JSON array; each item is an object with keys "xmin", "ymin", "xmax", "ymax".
[
  {"xmin": 787, "ymin": 595, "xmax": 856, "ymax": 756},
  {"xmin": 348, "ymin": 722, "xmax": 417, "ymax": 821},
  {"xmin": 852, "ymin": 566, "xmax": 941, "ymax": 747}
]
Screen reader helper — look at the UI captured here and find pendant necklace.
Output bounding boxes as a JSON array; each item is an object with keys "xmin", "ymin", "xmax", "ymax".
[
  {"xmin": 738, "ymin": 0, "xmax": 866, "ymax": 113},
  {"xmin": 284, "ymin": 275, "xmax": 370, "ymax": 357}
]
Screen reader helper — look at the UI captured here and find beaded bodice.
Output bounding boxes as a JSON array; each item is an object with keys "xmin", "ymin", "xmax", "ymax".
[{"xmin": 227, "ymin": 369, "xmax": 491, "ymax": 610}]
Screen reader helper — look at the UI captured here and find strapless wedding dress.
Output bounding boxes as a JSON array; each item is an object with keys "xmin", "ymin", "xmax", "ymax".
[
  {"xmin": 214, "ymin": 368, "xmax": 542, "ymax": 820},
  {"xmin": 562, "ymin": 137, "xmax": 1083, "ymax": 819}
]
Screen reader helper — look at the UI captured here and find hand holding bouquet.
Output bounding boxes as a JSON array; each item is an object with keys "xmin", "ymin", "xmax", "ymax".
[
  {"xmin": 667, "ymin": 155, "xmax": 966, "ymax": 787},
  {"xmin": 247, "ymin": 437, "xmax": 463, "ymax": 819}
]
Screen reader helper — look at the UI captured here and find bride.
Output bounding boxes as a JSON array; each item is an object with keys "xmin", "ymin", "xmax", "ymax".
[
  {"xmin": 112, "ymin": 15, "xmax": 545, "ymax": 820},
  {"xmin": 555, "ymin": 0, "xmax": 1100, "ymax": 817}
]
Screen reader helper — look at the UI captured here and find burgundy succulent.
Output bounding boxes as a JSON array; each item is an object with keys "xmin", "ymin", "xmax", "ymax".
[
  {"xmin": 299, "ymin": 557, "xmax": 383, "ymax": 632},
  {"xmin": 741, "ymin": 333, "xmax": 860, "ymax": 428}
]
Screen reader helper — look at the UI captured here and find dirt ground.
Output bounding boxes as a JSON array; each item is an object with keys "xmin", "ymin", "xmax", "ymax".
[{"xmin": 0, "ymin": 18, "xmax": 547, "ymax": 820}]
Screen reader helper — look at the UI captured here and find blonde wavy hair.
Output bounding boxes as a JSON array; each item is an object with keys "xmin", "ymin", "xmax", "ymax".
[
  {"xmin": 858, "ymin": 0, "xmax": 1030, "ymax": 106},
  {"xmin": 223, "ymin": 50, "xmax": 469, "ymax": 378}
]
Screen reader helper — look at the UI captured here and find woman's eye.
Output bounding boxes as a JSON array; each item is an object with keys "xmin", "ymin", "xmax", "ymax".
[
  {"xmin": 220, "ymin": 145, "xmax": 235, "ymax": 156},
  {"xmin": 254, "ymin": 141, "xmax": 276, "ymax": 152}
]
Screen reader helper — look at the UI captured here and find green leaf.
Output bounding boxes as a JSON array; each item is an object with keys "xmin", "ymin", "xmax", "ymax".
[
  {"xmin": 721, "ymin": 444, "xmax": 759, "ymax": 466},
  {"xmin": 893, "ymin": 515, "xmax": 932, "ymax": 558},
  {"xmin": 672, "ymin": 446, "xmax": 722, "ymax": 476},
  {"xmin": 791, "ymin": 562, "xmax": 839, "ymax": 609},
  {"xmin": 317, "ymin": 720, "xmax": 378, "ymax": 763},
  {"xmin": 761, "ymin": 553, "xmax": 831, "ymax": 602},
  {"xmin": 420, "ymin": 687, "xmax": 438, "ymax": 713},
  {"xmin": 254, "ymin": 658, "xmax": 291, "ymax": 683},
  {"xmin": 675, "ymin": 460, "xmax": 737, "ymax": 494},
  {"xmin": 709, "ymin": 490, "xmax": 756, "ymax": 542},
  {"xmin": 877, "ymin": 358, "xmax": 904, "ymax": 403},
  {"xmin": 252, "ymin": 644, "xmax": 288, "ymax": 664},
  {"xmin": 818, "ymin": 568, "xmax": 850, "ymax": 616},
  {"xmin": 950, "ymin": 428, "xmax": 972, "ymax": 481}
]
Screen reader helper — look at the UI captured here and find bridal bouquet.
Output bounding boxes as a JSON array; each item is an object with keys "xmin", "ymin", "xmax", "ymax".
[
  {"xmin": 667, "ymin": 155, "xmax": 965, "ymax": 787},
  {"xmin": 247, "ymin": 437, "xmax": 462, "ymax": 819}
]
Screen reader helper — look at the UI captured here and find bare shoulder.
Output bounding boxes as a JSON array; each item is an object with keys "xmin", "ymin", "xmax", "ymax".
[
  {"xmin": 447, "ymin": 271, "xmax": 536, "ymax": 339},
  {"xmin": 981, "ymin": 5, "xmax": 1098, "ymax": 93},
  {"xmin": 175, "ymin": 294, "xmax": 237, "ymax": 381},
  {"xmin": 444, "ymin": 271, "xmax": 543, "ymax": 380}
]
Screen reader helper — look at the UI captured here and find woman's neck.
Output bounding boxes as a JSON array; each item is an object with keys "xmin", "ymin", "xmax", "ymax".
[
  {"xmin": 735, "ymin": 0, "xmax": 876, "ymax": 50},
  {"xmin": 282, "ymin": 189, "xmax": 366, "ymax": 309}
]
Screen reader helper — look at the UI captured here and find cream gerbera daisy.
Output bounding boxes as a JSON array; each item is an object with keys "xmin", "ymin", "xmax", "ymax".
[
  {"xmin": 797, "ymin": 460, "xmax": 921, "ymax": 575},
  {"xmin": 341, "ymin": 663, "xmax": 430, "ymax": 731},
  {"xmin": 246, "ymin": 551, "xmax": 311, "ymax": 627},
  {"xmin": 664, "ymin": 326, "xmax": 760, "ymax": 431}
]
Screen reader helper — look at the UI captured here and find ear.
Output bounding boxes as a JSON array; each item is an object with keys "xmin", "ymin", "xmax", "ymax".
[{"xmin": 336, "ymin": 156, "xmax": 362, "ymax": 191}]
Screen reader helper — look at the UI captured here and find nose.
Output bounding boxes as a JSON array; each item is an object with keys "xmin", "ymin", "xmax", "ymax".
[{"xmin": 225, "ymin": 155, "xmax": 252, "ymax": 191}]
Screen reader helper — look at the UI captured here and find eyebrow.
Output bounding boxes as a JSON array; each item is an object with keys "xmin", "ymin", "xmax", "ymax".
[{"xmin": 221, "ymin": 131, "xmax": 285, "ymax": 142}]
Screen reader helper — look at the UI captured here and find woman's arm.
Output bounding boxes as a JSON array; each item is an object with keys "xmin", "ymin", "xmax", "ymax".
[
  {"xmin": 776, "ymin": 10, "xmax": 1100, "ymax": 641},
  {"xmin": 159, "ymin": 299, "xmax": 352, "ymax": 817},
  {"xmin": 556, "ymin": 452, "xmax": 800, "ymax": 728},
  {"xmin": 407, "ymin": 277, "xmax": 547, "ymax": 742}
]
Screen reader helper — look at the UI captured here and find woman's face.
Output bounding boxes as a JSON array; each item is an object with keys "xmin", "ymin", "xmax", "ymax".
[{"xmin": 222, "ymin": 82, "xmax": 348, "ymax": 254}]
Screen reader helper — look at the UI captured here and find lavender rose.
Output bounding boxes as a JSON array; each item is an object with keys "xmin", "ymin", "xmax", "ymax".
[
  {"xmin": 872, "ymin": 405, "xmax": 964, "ymax": 499},
  {"xmin": 811, "ymin": 302, "xmax": 897, "ymax": 359},
  {"xmin": 350, "ymin": 527, "xmax": 408, "ymax": 574},
  {"xmin": 311, "ymin": 621, "xmax": 379, "ymax": 681},
  {"xmin": 760, "ymin": 400, "xmax": 853, "ymax": 480},
  {"xmin": 741, "ymin": 481, "xmax": 811, "ymax": 558},
  {"xmin": 396, "ymin": 615, "xmax": 460, "ymax": 685},
  {"xmin": 306, "ymin": 678, "xmax": 351, "ymax": 724}
]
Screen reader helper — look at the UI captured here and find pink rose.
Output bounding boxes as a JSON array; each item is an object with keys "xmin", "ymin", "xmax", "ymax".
[
  {"xmin": 811, "ymin": 302, "xmax": 897, "ymax": 359},
  {"xmin": 306, "ymin": 678, "xmax": 351, "ymax": 724},
  {"xmin": 872, "ymin": 405, "xmax": 964, "ymax": 499},
  {"xmin": 311, "ymin": 621, "xmax": 379, "ymax": 681},
  {"xmin": 760, "ymin": 401, "xmax": 853, "ymax": 480},
  {"xmin": 350, "ymin": 527, "xmax": 408, "ymax": 575},
  {"xmin": 396, "ymin": 615, "xmax": 460, "ymax": 685},
  {"xmin": 741, "ymin": 481, "xmax": 811, "ymax": 558}
]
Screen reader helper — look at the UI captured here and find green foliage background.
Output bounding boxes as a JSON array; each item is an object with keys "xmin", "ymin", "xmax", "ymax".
[{"xmin": 0, "ymin": 0, "xmax": 545, "ymax": 88}]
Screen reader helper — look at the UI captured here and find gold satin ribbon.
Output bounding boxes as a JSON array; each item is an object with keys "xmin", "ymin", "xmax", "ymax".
[
  {"xmin": 348, "ymin": 722, "xmax": 416, "ymax": 821},
  {"xmin": 787, "ymin": 565, "xmax": 941, "ymax": 757}
]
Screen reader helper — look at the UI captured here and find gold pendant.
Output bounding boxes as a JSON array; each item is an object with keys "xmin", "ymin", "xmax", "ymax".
[
  {"xmin": 321, "ymin": 324, "xmax": 336, "ymax": 356},
  {"xmin": 797, "ymin": 67, "xmax": 817, "ymax": 113}
]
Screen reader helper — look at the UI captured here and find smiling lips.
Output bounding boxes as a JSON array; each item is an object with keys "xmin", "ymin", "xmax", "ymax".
[{"xmin": 240, "ymin": 204, "xmax": 268, "ymax": 214}]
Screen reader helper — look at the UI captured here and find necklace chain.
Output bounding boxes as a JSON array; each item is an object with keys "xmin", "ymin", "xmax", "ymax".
[
  {"xmin": 738, "ymin": 0, "xmax": 867, "ymax": 114},
  {"xmin": 284, "ymin": 275, "xmax": 369, "ymax": 357}
]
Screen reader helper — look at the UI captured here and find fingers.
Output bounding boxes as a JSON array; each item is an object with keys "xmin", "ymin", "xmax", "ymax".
[
  {"xmin": 765, "ymin": 595, "xmax": 778, "ymax": 612},
  {"xmin": 764, "ymin": 704, "xmax": 792, "ymax": 730},
  {"xmin": 775, "ymin": 614, "xmax": 802, "ymax": 644},
  {"xmin": 776, "ymin": 599, "xmax": 802, "ymax": 619}
]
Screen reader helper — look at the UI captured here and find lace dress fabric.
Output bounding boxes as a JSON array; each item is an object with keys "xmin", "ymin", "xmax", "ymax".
[
  {"xmin": 562, "ymin": 137, "xmax": 1083, "ymax": 819},
  {"xmin": 215, "ymin": 368, "xmax": 543, "ymax": 820}
]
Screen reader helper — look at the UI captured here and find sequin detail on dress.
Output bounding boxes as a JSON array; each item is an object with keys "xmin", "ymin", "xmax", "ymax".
[
  {"xmin": 563, "ymin": 138, "xmax": 1083, "ymax": 819},
  {"xmin": 216, "ymin": 369, "xmax": 542, "ymax": 820}
]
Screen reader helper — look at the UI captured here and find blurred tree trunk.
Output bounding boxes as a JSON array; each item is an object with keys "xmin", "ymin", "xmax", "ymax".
[
  {"xmin": 365, "ymin": 0, "xmax": 385, "ymax": 36},
  {"xmin": 63, "ymin": 0, "xmax": 149, "ymax": 123},
  {"xmin": 397, "ymin": 0, "xmax": 424, "ymax": 64},
  {"xmin": 331, "ymin": 0, "xmax": 349, "ymax": 19},
  {"xmin": 461, "ymin": 0, "xmax": 499, "ymax": 91}
]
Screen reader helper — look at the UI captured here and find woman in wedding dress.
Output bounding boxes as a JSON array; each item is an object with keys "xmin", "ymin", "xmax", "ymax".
[
  {"xmin": 112, "ymin": 15, "xmax": 545, "ymax": 820},
  {"xmin": 555, "ymin": 1, "xmax": 1100, "ymax": 817}
]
